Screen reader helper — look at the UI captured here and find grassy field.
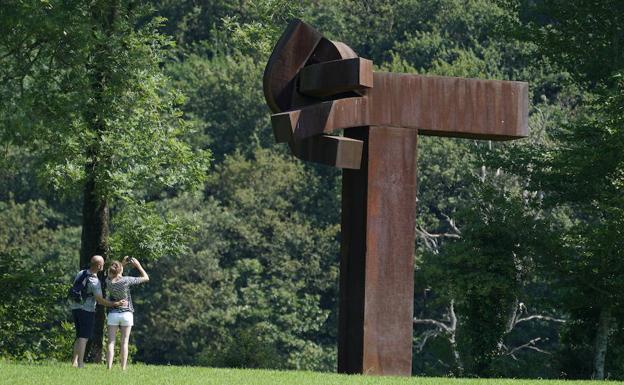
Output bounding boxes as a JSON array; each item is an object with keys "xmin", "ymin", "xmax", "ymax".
[{"xmin": 1, "ymin": 362, "xmax": 621, "ymax": 385}]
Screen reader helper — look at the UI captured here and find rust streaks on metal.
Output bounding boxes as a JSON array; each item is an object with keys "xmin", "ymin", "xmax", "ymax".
[
  {"xmin": 367, "ymin": 73, "xmax": 529, "ymax": 139},
  {"xmin": 361, "ymin": 126, "xmax": 417, "ymax": 376}
]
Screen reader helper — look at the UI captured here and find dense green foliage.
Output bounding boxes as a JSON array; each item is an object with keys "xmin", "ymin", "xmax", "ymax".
[
  {"xmin": 0, "ymin": 253, "xmax": 73, "ymax": 361},
  {"xmin": 1, "ymin": 0, "xmax": 210, "ymax": 200},
  {"xmin": 1, "ymin": 0, "xmax": 623, "ymax": 380}
]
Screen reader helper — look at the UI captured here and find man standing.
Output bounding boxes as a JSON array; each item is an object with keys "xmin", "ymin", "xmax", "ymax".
[{"xmin": 71, "ymin": 255, "xmax": 126, "ymax": 368}]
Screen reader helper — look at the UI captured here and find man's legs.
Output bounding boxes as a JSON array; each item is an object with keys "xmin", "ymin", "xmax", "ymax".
[
  {"xmin": 71, "ymin": 309, "xmax": 95, "ymax": 368},
  {"xmin": 120, "ymin": 326, "xmax": 132, "ymax": 370},
  {"xmin": 71, "ymin": 310, "xmax": 82, "ymax": 367},
  {"xmin": 106, "ymin": 325, "xmax": 119, "ymax": 369},
  {"xmin": 72, "ymin": 339, "xmax": 79, "ymax": 367},
  {"xmin": 73, "ymin": 338, "xmax": 88, "ymax": 368}
]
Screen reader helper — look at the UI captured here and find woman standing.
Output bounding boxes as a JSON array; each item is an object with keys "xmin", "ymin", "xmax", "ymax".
[{"xmin": 105, "ymin": 256, "xmax": 149, "ymax": 370}]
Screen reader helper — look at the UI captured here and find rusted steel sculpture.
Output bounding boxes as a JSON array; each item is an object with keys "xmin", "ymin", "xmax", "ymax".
[{"xmin": 263, "ymin": 19, "xmax": 529, "ymax": 376}]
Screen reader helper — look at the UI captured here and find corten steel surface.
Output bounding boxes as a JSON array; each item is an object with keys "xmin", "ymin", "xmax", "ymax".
[
  {"xmin": 263, "ymin": 19, "xmax": 529, "ymax": 376},
  {"xmin": 264, "ymin": 20, "xmax": 364, "ymax": 169},
  {"xmin": 273, "ymin": 73, "xmax": 528, "ymax": 144},
  {"xmin": 339, "ymin": 126, "xmax": 418, "ymax": 375},
  {"xmin": 300, "ymin": 58, "xmax": 373, "ymax": 97}
]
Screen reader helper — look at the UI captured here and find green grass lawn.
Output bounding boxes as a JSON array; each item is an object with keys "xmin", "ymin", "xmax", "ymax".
[{"xmin": 1, "ymin": 362, "xmax": 621, "ymax": 385}]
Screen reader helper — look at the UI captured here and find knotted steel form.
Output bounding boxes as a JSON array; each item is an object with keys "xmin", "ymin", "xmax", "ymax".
[{"xmin": 263, "ymin": 19, "xmax": 529, "ymax": 376}]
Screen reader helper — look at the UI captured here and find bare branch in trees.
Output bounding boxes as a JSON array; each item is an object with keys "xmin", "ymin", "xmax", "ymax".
[
  {"xmin": 441, "ymin": 213, "xmax": 461, "ymax": 235},
  {"xmin": 500, "ymin": 301, "xmax": 566, "ymax": 359},
  {"xmin": 415, "ymin": 224, "xmax": 461, "ymax": 254},
  {"xmin": 415, "ymin": 329, "xmax": 441, "ymax": 352},
  {"xmin": 414, "ymin": 298, "xmax": 565, "ymax": 371},
  {"xmin": 414, "ymin": 300, "xmax": 463, "ymax": 373},
  {"xmin": 506, "ymin": 337, "xmax": 552, "ymax": 360},
  {"xmin": 516, "ymin": 315, "xmax": 566, "ymax": 324},
  {"xmin": 507, "ymin": 301, "xmax": 566, "ymax": 332}
]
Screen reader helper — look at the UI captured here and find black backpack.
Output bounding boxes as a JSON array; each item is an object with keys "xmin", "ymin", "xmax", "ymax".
[{"xmin": 68, "ymin": 270, "xmax": 93, "ymax": 303}]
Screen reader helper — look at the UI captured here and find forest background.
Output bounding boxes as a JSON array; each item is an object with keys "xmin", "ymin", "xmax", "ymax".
[{"xmin": 1, "ymin": 0, "xmax": 623, "ymax": 380}]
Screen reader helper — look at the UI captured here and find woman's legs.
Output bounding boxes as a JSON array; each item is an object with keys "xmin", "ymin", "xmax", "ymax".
[
  {"xmin": 106, "ymin": 325, "xmax": 119, "ymax": 369},
  {"xmin": 120, "ymin": 326, "xmax": 132, "ymax": 370}
]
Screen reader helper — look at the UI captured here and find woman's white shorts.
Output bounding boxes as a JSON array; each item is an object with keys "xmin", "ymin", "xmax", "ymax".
[{"xmin": 107, "ymin": 311, "xmax": 134, "ymax": 327}]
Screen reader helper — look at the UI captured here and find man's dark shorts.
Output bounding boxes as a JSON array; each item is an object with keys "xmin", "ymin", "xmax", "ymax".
[{"xmin": 72, "ymin": 309, "xmax": 95, "ymax": 339}]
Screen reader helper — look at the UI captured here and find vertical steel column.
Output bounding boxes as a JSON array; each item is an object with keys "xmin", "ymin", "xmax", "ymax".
[{"xmin": 339, "ymin": 126, "xmax": 418, "ymax": 376}]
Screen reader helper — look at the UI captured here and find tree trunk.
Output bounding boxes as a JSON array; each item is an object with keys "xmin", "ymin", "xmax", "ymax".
[
  {"xmin": 80, "ymin": 171, "xmax": 109, "ymax": 363},
  {"xmin": 450, "ymin": 333, "xmax": 464, "ymax": 376},
  {"xmin": 80, "ymin": 0, "xmax": 117, "ymax": 363},
  {"xmin": 592, "ymin": 307, "xmax": 612, "ymax": 380}
]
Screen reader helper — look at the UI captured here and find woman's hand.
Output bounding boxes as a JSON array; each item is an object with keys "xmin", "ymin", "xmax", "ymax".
[
  {"xmin": 132, "ymin": 258, "xmax": 149, "ymax": 282},
  {"xmin": 123, "ymin": 255, "xmax": 140, "ymax": 267}
]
